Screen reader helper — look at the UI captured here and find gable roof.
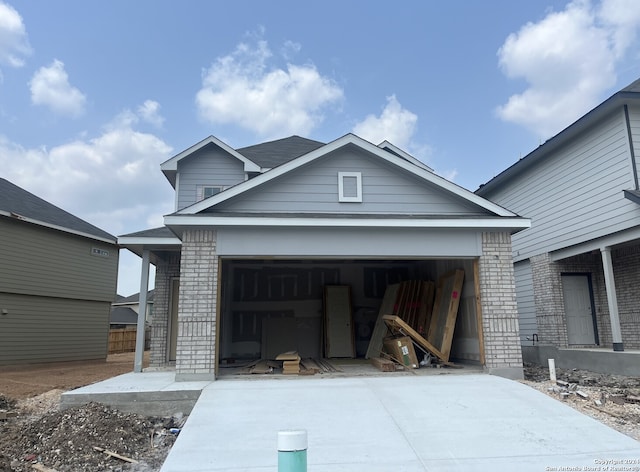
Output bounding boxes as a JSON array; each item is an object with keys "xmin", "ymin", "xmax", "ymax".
[
  {"xmin": 113, "ymin": 289, "xmax": 155, "ymax": 305},
  {"xmin": 477, "ymin": 78, "xmax": 640, "ymax": 196},
  {"xmin": 0, "ymin": 178, "xmax": 116, "ymax": 243},
  {"xmin": 161, "ymin": 135, "xmax": 261, "ymax": 187},
  {"xmin": 237, "ymin": 135, "xmax": 325, "ymax": 168},
  {"xmin": 175, "ymin": 133, "xmax": 519, "ymax": 218},
  {"xmin": 109, "ymin": 306, "xmax": 138, "ymax": 325}
]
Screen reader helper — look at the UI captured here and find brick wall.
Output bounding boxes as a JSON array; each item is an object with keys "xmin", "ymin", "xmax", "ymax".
[
  {"xmin": 150, "ymin": 253, "xmax": 180, "ymax": 367},
  {"xmin": 530, "ymin": 254, "xmax": 567, "ymax": 346},
  {"xmin": 175, "ymin": 230, "xmax": 218, "ymax": 380},
  {"xmin": 527, "ymin": 243, "xmax": 640, "ymax": 350},
  {"xmin": 479, "ymin": 232, "xmax": 523, "ymax": 377}
]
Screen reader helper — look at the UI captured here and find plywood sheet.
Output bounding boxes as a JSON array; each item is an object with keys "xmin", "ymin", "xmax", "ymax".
[
  {"xmin": 428, "ymin": 269, "xmax": 465, "ymax": 362},
  {"xmin": 365, "ymin": 283, "xmax": 400, "ymax": 359}
]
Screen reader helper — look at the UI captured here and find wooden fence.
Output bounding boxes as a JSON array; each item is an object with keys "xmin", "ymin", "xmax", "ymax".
[{"xmin": 108, "ymin": 328, "xmax": 138, "ymax": 354}]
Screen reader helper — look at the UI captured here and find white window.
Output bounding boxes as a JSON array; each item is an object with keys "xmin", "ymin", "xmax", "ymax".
[
  {"xmin": 197, "ymin": 185, "xmax": 222, "ymax": 201},
  {"xmin": 338, "ymin": 172, "xmax": 362, "ymax": 202}
]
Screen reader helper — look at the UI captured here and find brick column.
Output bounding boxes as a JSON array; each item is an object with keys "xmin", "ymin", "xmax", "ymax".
[
  {"xmin": 479, "ymin": 232, "xmax": 523, "ymax": 379},
  {"xmin": 150, "ymin": 253, "xmax": 180, "ymax": 367},
  {"xmin": 175, "ymin": 230, "xmax": 218, "ymax": 381},
  {"xmin": 530, "ymin": 253, "xmax": 567, "ymax": 347}
]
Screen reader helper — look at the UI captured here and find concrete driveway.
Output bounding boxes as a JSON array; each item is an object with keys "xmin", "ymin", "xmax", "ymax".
[{"xmin": 160, "ymin": 374, "xmax": 640, "ymax": 471}]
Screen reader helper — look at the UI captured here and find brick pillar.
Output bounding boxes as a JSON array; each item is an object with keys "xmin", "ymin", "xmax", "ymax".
[
  {"xmin": 175, "ymin": 230, "xmax": 218, "ymax": 381},
  {"xmin": 530, "ymin": 253, "xmax": 567, "ymax": 347},
  {"xmin": 150, "ymin": 253, "xmax": 180, "ymax": 367},
  {"xmin": 479, "ymin": 232, "xmax": 523, "ymax": 379}
]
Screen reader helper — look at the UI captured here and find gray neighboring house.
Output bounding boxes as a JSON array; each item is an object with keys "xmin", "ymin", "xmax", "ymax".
[
  {"xmin": 110, "ymin": 290, "xmax": 154, "ymax": 327},
  {"xmin": 477, "ymin": 79, "xmax": 640, "ymax": 373},
  {"xmin": 0, "ymin": 178, "xmax": 118, "ymax": 365},
  {"xmin": 120, "ymin": 133, "xmax": 530, "ymax": 380}
]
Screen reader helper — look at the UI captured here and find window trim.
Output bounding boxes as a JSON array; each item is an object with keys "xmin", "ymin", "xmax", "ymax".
[{"xmin": 338, "ymin": 172, "xmax": 362, "ymax": 202}]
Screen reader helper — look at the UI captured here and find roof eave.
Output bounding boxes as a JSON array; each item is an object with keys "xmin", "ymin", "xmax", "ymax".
[
  {"xmin": 477, "ymin": 92, "xmax": 640, "ymax": 196},
  {"xmin": 164, "ymin": 214, "xmax": 531, "ymax": 233},
  {"xmin": 160, "ymin": 135, "xmax": 260, "ymax": 174},
  {"xmin": 0, "ymin": 210, "xmax": 117, "ymax": 244}
]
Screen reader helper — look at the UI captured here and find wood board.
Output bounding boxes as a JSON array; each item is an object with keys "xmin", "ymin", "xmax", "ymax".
[
  {"xmin": 428, "ymin": 269, "xmax": 464, "ymax": 362},
  {"xmin": 365, "ymin": 283, "xmax": 400, "ymax": 359},
  {"xmin": 383, "ymin": 314, "xmax": 446, "ymax": 362}
]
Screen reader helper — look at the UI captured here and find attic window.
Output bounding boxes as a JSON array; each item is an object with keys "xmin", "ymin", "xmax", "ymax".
[
  {"xmin": 197, "ymin": 185, "xmax": 222, "ymax": 201},
  {"xmin": 338, "ymin": 172, "xmax": 362, "ymax": 202}
]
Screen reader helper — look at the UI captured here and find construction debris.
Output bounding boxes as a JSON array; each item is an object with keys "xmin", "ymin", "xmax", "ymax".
[
  {"xmin": 277, "ymin": 351, "xmax": 302, "ymax": 375},
  {"xmin": 366, "ymin": 271, "xmax": 465, "ymax": 367},
  {"xmin": 370, "ymin": 357, "xmax": 397, "ymax": 372},
  {"xmin": 523, "ymin": 363, "xmax": 640, "ymax": 441}
]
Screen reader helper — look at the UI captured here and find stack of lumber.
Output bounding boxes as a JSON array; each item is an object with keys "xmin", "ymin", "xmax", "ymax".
[
  {"xmin": 366, "ymin": 280, "xmax": 435, "ymax": 359},
  {"xmin": 366, "ymin": 270, "xmax": 465, "ymax": 365},
  {"xmin": 276, "ymin": 351, "xmax": 301, "ymax": 375}
]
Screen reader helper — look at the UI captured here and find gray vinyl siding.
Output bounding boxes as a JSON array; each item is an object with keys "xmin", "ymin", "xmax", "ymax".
[
  {"xmin": 484, "ymin": 109, "xmax": 640, "ymax": 261},
  {"xmin": 514, "ymin": 260, "xmax": 536, "ymax": 345},
  {"xmin": 0, "ymin": 218, "xmax": 118, "ymax": 302},
  {"xmin": 0, "ymin": 292, "xmax": 109, "ymax": 364},
  {"xmin": 213, "ymin": 146, "xmax": 489, "ymax": 216},
  {"xmin": 176, "ymin": 145, "xmax": 245, "ymax": 210}
]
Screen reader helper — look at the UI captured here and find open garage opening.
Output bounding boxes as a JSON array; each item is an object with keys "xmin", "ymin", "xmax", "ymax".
[{"xmin": 218, "ymin": 258, "xmax": 484, "ymax": 373}]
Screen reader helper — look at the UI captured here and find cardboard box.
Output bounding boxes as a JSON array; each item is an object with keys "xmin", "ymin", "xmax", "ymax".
[{"xmin": 383, "ymin": 336, "xmax": 419, "ymax": 368}]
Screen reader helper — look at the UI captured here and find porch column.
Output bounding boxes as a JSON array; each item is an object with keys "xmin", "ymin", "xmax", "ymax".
[
  {"xmin": 600, "ymin": 247, "xmax": 624, "ymax": 351},
  {"xmin": 134, "ymin": 249, "xmax": 151, "ymax": 372}
]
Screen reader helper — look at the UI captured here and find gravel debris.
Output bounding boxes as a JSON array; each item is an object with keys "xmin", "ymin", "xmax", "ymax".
[{"xmin": 521, "ymin": 363, "xmax": 640, "ymax": 442}]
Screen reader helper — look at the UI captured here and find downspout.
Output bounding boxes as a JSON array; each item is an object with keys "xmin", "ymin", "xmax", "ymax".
[{"xmin": 623, "ymin": 105, "xmax": 639, "ymax": 191}]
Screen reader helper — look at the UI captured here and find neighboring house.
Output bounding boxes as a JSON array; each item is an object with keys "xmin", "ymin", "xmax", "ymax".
[
  {"xmin": 110, "ymin": 290, "xmax": 155, "ymax": 326},
  {"xmin": 119, "ymin": 133, "xmax": 530, "ymax": 380},
  {"xmin": 0, "ymin": 178, "xmax": 118, "ymax": 365},
  {"xmin": 477, "ymin": 79, "xmax": 640, "ymax": 373},
  {"xmin": 109, "ymin": 292, "xmax": 154, "ymax": 353},
  {"xmin": 109, "ymin": 303, "xmax": 138, "ymax": 329}
]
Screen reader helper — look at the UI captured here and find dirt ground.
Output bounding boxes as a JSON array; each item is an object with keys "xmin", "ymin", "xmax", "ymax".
[
  {"xmin": 521, "ymin": 363, "xmax": 640, "ymax": 442},
  {"xmin": 1, "ymin": 356, "xmax": 639, "ymax": 472},
  {"xmin": 0, "ymin": 352, "xmax": 185, "ymax": 472}
]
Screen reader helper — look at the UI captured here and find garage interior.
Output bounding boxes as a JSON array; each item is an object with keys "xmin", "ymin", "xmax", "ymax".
[{"xmin": 218, "ymin": 258, "xmax": 484, "ymax": 374}]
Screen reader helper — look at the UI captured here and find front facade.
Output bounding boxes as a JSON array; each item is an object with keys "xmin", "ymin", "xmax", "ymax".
[
  {"xmin": 477, "ymin": 79, "xmax": 640, "ymax": 365},
  {"xmin": 121, "ymin": 134, "xmax": 530, "ymax": 380},
  {"xmin": 0, "ymin": 178, "xmax": 119, "ymax": 365}
]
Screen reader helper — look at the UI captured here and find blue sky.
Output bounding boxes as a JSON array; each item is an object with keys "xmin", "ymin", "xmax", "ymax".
[{"xmin": 2, "ymin": 0, "xmax": 640, "ymax": 296}]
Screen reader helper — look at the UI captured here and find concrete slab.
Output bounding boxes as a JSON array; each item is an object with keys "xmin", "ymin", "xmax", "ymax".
[
  {"xmin": 160, "ymin": 374, "xmax": 640, "ymax": 472},
  {"xmin": 60, "ymin": 372, "xmax": 211, "ymax": 416}
]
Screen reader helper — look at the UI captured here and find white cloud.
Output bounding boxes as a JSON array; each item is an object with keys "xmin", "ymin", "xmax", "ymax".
[
  {"xmin": 352, "ymin": 95, "xmax": 418, "ymax": 150},
  {"xmin": 497, "ymin": 0, "xmax": 640, "ymax": 139},
  {"xmin": 0, "ymin": 115, "xmax": 174, "ymax": 238},
  {"xmin": 30, "ymin": 59, "xmax": 86, "ymax": 117},
  {"xmin": 0, "ymin": 1, "xmax": 31, "ymax": 68},
  {"xmin": 137, "ymin": 99, "xmax": 165, "ymax": 127},
  {"xmin": 196, "ymin": 39, "xmax": 343, "ymax": 138}
]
